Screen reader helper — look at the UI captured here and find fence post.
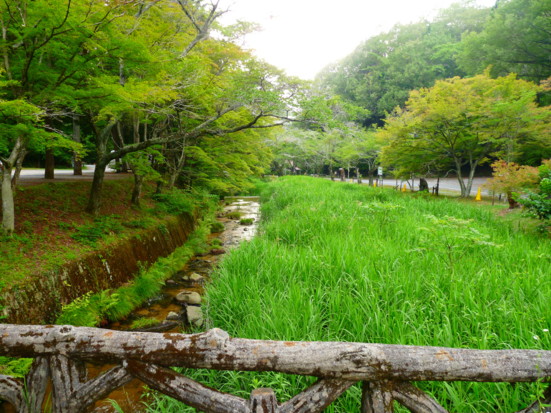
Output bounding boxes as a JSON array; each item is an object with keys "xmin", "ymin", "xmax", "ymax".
[
  {"xmin": 250, "ymin": 388, "xmax": 279, "ymax": 413},
  {"xmin": 361, "ymin": 381, "xmax": 394, "ymax": 413}
]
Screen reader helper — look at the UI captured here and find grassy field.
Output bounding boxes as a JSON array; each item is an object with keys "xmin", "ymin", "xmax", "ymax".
[{"xmin": 147, "ymin": 176, "xmax": 550, "ymax": 412}]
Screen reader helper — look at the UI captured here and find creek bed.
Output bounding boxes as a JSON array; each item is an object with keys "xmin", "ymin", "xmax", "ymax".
[{"xmin": 91, "ymin": 196, "xmax": 260, "ymax": 412}]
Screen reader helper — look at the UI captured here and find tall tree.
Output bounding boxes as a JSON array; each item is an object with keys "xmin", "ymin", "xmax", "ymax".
[
  {"xmin": 458, "ymin": 0, "xmax": 551, "ymax": 82},
  {"xmin": 379, "ymin": 73, "xmax": 547, "ymax": 197},
  {"xmin": 317, "ymin": 2, "xmax": 490, "ymax": 126}
]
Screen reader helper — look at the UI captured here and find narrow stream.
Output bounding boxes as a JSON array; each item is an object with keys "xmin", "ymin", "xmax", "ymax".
[{"xmin": 91, "ymin": 196, "xmax": 260, "ymax": 412}]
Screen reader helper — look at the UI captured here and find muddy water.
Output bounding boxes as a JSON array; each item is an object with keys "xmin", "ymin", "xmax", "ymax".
[{"xmin": 90, "ymin": 196, "xmax": 260, "ymax": 412}]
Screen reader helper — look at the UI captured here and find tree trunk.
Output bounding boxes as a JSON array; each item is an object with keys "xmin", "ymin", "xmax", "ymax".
[
  {"xmin": 11, "ymin": 148, "xmax": 26, "ymax": 190},
  {"xmin": 155, "ymin": 181, "xmax": 164, "ymax": 195},
  {"xmin": 131, "ymin": 173, "xmax": 144, "ymax": 207},
  {"xmin": 368, "ymin": 173, "xmax": 374, "ymax": 186},
  {"xmin": 85, "ymin": 119, "xmax": 117, "ymax": 215},
  {"xmin": 167, "ymin": 171, "xmax": 178, "ymax": 189},
  {"xmin": 45, "ymin": 148, "xmax": 55, "ymax": 179},
  {"xmin": 464, "ymin": 162, "xmax": 479, "ymax": 198},
  {"xmin": 73, "ymin": 115, "xmax": 82, "ymax": 176},
  {"xmin": 85, "ymin": 159, "xmax": 107, "ymax": 215},
  {"xmin": 506, "ymin": 191, "xmax": 519, "ymax": 209},
  {"xmin": 454, "ymin": 159, "xmax": 468, "ymax": 197},
  {"xmin": 1, "ymin": 164, "xmax": 15, "ymax": 235}
]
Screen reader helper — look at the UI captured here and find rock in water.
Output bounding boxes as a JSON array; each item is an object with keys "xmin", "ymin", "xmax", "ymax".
[
  {"xmin": 166, "ymin": 311, "xmax": 181, "ymax": 321},
  {"xmin": 175, "ymin": 291, "xmax": 202, "ymax": 305},
  {"xmin": 184, "ymin": 272, "xmax": 204, "ymax": 282},
  {"xmin": 186, "ymin": 306, "xmax": 203, "ymax": 327}
]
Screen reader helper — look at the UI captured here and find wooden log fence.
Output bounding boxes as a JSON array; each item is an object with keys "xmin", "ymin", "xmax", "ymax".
[{"xmin": 0, "ymin": 325, "xmax": 550, "ymax": 412}]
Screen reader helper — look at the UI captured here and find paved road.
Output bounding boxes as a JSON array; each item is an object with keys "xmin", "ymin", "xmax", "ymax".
[
  {"xmin": 14, "ymin": 165, "xmax": 126, "ymax": 185},
  {"xmin": 350, "ymin": 176, "xmax": 492, "ymax": 196}
]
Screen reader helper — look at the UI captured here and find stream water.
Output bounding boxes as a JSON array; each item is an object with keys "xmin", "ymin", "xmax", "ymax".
[{"xmin": 90, "ymin": 196, "xmax": 260, "ymax": 412}]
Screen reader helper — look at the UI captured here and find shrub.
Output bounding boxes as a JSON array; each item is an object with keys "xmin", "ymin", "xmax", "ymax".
[
  {"xmin": 71, "ymin": 215, "xmax": 124, "ymax": 246},
  {"xmin": 226, "ymin": 211, "xmax": 242, "ymax": 219},
  {"xmin": 130, "ymin": 317, "xmax": 159, "ymax": 330},
  {"xmin": 210, "ymin": 221, "xmax": 225, "ymax": 233},
  {"xmin": 518, "ymin": 159, "xmax": 551, "ymax": 231},
  {"xmin": 152, "ymin": 190, "xmax": 195, "ymax": 215}
]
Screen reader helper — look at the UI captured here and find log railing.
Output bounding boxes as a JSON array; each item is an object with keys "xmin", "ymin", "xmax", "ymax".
[{"xmin": 0, "ymin": 325, "xmax": 550, "ymax": 412}]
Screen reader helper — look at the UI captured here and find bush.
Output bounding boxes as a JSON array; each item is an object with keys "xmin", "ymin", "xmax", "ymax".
[
  {"xmin": 210, "ymin": 221, "xmax": 225, "ymax": 233},
  {"xmin": 71, "ymin": 215, "xmax": 124, "ymax": 246},
  {"xmin": 152, "ymin": 190, "xmax": 195, "ymax": 215},
  {"xmin": 226, "ymin": 211, "xmax": 242, "ymax": 219},
  {"xmin": 518, "ymin": 160, "xmax": 551, "ymax": 230}
]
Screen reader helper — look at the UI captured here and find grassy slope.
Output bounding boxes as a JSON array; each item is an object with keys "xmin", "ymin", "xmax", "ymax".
[
  {"xmin": 1, "ymin": 179, "xmax": 172, "ymax": 290},
  {"xmin": 150, "ymin": 177, "xmax": 551, "ymax": 412}
]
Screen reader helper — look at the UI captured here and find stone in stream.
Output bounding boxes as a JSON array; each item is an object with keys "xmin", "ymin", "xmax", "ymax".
[
  {"xmin": 210, "ymin": 248, "xmax": 226, "ymax": 255},
  {"xmin": 175, "ymin": 291, "xmax": 202, "ymax": 305},
  {"xmin": 183, "ymin": 272, "xmax": 204, "ymax": 282},
  {"xmin": 186, "ymin": 306, "xmax": 204, "ymax": 327},
  {"xmin": 165, "ymin": 311, "xmax": 181, "ymax": 321}
]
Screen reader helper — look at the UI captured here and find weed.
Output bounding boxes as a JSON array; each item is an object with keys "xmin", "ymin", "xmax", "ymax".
[
  {"xmin": 130, "ymin": 317, "xmax": 160, "ymax": 330},
  {"xmin": 227, "ymin": 211, "xmax": 242, "ymax": 219},
  {"xmin": 152, "ymin": 190, "xmax": 195, "ymax": 215},
  {"xmin": 210, "ymin": 221, "xmax": 225, "ymax": 233},
  {"xmin": 123, "ymin": 219, "xmax": 151, "ymax": 229},
  {"xmin": 239, "ymin": 218, "xmax": 254, "ymax": 225},
  {"xmin": 147, "ymin": 176, "xmax": 551, "ymax": 413},
  {"xmin": 210, "ymin": 238, "xmax": 222, "ymax": 248},
  {"xmin": 71, "ymin": 215, "xmax": 124, "ymax": 246}
]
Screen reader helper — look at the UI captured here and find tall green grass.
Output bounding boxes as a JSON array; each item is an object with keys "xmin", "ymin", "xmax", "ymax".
[{"xmin": 148, "ymin": 177, "xmax": 550, "ymax": 412}]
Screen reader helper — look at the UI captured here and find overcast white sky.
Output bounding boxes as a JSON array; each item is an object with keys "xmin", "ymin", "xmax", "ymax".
[{"xmin": 218, "ymin": 0, "xmax": 497, "ymax": 80}]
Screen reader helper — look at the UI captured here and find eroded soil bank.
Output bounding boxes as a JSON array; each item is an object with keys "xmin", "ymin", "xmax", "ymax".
[{"xmin": 1, "ymin": 213, "xmax": 196, "ymax": 324}]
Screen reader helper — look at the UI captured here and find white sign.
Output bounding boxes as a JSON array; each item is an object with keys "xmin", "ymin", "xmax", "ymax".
[{"xmin": 377, "ymin": 167, "xmax": 383, "ymax": 176}]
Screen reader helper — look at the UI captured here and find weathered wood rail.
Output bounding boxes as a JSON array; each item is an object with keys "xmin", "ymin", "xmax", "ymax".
[{"xmin": 0, "ymin": 325, "xmax": 550, "ymax": 412}]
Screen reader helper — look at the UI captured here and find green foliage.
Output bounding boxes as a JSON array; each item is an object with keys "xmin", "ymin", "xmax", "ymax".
[
  {"xmin": 55, "ymin": 215, "xmax": 214, "ymax": 326},
  {"xmin": 226, "ymin": 211, "xmax": 242, "ymax": 219},
  {"xmin": 416, "ymin": 215, "xmax": 502, "ymax": 274},
  {"xmin": 71, "ymin": 216, "xmax": 124, "ymax": 246},
  {"xmin": 152, "ymin": 191, "xmax": 195, "ymax": 216},
  {"xmin": 519, "ymin": 160, "xmax": 551, "ymax": 229},
  {"xmin": 148, "ymin": 177, "xmax": 550, "ymax": 412},
  {"xmin": 123, "ymin": 219, "xmax": 152, "ymax": 229},
  {"xmin": 130, "ymin": 317, "xmax": 160, "ymax": 330},
  {"xmin": 318, "ymin": 3, "xmax": 490, "ymax": 125},
  {"xmin": 379, "ymin": 73, "xmax": 545, "ymax": 196},
  {"xmin": 56, "ymin": 291, "xmax": 120, "ymax": 327},
  {"xmin": 239, "ymin": 218, "xmax": 254, "ymax": 225},
  {"xmin": 458, "ymin": 0, "xmax": 551, "ymax": 82},
  {"xmin": 210, "ymin": 221, "xmax": 225, "ymax": 233},
  {"xmin": 0, "ymin": 357, "xmax": 33, "ymax": 378}
]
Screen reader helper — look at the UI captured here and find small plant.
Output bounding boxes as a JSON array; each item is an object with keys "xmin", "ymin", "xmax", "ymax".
[
  {"xmin": 210, "ymin": 221, "xmax": 225, "ymax": 233},
  {"xmin": 416, "ymin": 215, "xmax": 501, "ymax": 274},
  {"xmin": 227, "ymin": 210, "xmax": 242, "ymax": 219},
  {"xmin": 123, "ymin": 219, "xmax": 151, "ymax": 229},
  {"xmin": 210, "ymin": 238, "xmax": 222, "ymax": 248},
  {"xmin": 130, "ymin": 317, "xmax": 160, "ymax": 330},
  {"xmin": 0, "ymin": 357, "xmax": 33, "ymax": 378},
  {"xmin": 152, "ymin": 190, "xmax": 194, "ymax": 215},
  {"xmin": 71, "ymin": 215, "xmax": 124, "ymax": 246},
  {"xmin": 56, "ymin": 221, "xmax": 74, "ymax": 230},
  {"xmin": 21, "ymin": 220, "xmax": 33, "ymax": 233},
  {"xmin": 239, "ymin": 218, "xmax": 254, "ymax": 225}
]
